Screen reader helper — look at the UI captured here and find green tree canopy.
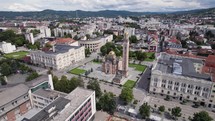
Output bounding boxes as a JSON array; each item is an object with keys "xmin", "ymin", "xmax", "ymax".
[
  {"xmin": 139, "ymin": 103, "xmax": 151, "ymax": 119},
  {"xmin": 119, "ymin": 87, "xmax": 134, "ymax": 104},
  {"xmin": 87, "ymin": 80, "xmax": 102, "ymax": 98},
  {"xmin": 158, "ymin": 105, "xmax": 165, "ymax": 113},
  {"xmin": 0, "ymin": 30, "xmax": 27, "ymax": 46},
  {"xmin": 190, "ymin": 111, "xmax": 213, "ymax": 121},
  {"xmin": 136, "ymin": 51, "xmax": 147, "ymax": 61},
  {"xmin": 100, "ymin": 42, "xmax": 122, "ymax": 56},
  {"xmin": 97, "ymin": 92, "xmax": 116, "ymax": 114},
  {"xmin": 129, "ymin": 35, "xmax": 138, "ymax": 43},
  {"xmin": 0, "ymin": 62, "xmax": 12, "ymax": 76},
  {"xmin": 26, "ymin": 72, "xmax": 39, "ymax": 82},
  {"xmin": 53, "ymin": 75, "xmax": 84, "ymax": 93},
  {"xmin": 171, "ymin": 107, "xmax": 182, "ymax": 119}
]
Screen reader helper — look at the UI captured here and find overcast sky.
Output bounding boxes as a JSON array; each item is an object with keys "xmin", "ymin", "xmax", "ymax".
[{"xmin": 0, "ymin": 0, "xmax": 214, "ymax": 12}]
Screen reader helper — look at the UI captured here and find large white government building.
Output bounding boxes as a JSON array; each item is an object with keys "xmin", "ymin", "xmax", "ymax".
[
  {"xmin": 150, "ymin": 53, "xmax": 215, "ymax": 109},
  {"xmin": 30, "ymin": 44, "xmax": 85, "ymax": 70}
]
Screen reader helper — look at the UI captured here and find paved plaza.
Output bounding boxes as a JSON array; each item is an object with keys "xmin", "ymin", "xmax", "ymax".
[
  {"xmin": 78, "ymin": 62, "xmax": 141, "ymax": 85},
  {"xmin": 146, "ymin": 96, "xmax": 215, "ymax": 120}
]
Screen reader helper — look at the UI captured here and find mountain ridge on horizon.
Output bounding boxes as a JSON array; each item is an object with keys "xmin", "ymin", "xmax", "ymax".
[{"xmin": 0, "ymin": 7, "xmax": 214, "ymax": 19}]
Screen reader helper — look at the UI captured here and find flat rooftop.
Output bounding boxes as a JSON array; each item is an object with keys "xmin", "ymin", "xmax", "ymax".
[
  {"xmin": 33, "ymin": 89, "xmax": 67, "ymax": 100},
  {"xmin": 154, "ymin": 53, "xmax": 211, "ymax": 81},
  {"xmin": 45, "ymin": 44, "xmax": 81, "ymax": 55},
  {"xmin": 53, "ymin": 87, "xmax": 94, "ymax": 121},
  {"xmin": 0, "ymin": 84, "xmax": 29, "ymax": 107},
  {"xmin": 28, "ymin": 97, "xmax": 70, "ymax": 121}
]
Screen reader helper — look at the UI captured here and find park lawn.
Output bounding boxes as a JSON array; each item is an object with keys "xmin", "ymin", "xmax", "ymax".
[
  {"xmin": 129, "ymin": 63, "xmax": 147, "ymax": 72},
  {"xmin": 4, "ymin": 51, "xmax": 29, "ymax": 59},
  {"xmin": 123, "ymin": 80, "xmax": 136, "ymax": 88},
  {"xmin": 69, "ymin": 68, "xmax": 86, "ymax": 75},
  {"xmin": 145, "ymin": 52, "xmax": 155, "ymax": 62}
]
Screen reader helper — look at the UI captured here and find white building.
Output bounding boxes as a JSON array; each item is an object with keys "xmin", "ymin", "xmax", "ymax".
[
  {"xmin": 79, "ymin": 35, "xmax": 113, "ymax": 52},
  {"xmin": 25, "ymin": 87, "xmax": 96, "ymax": 121},
  {"xmin": 38, "ymin": 27, "xmax": 51, "ymax": 38},
  {"xmin": 53, "ymin": 28, "xmax": 74, "ymax": 37},
  {"xmin": 25, "ymin": 33, "xmax": 35, "ymax": 44},
  {"xmin": 0, "ymin": 41, "xmax": 16, "ymax": 54},
  {"xmin": 124, "ymin": 28, "xmax": 135, "ymax": 37},
  {"xmin": 30, "ymin": 44, "xmax": 85, "ymax": 70},
  {"xmin": 150, "ymin": 53, "xmax": 215, "ymax": 109}
]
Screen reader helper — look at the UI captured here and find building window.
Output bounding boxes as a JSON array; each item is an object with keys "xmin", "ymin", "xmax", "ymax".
[
  {"xmin": 161, "ymin": 90, "xmax": 164, "ymax": 93},
  {"xmin": 174, "ymin": 93, "xmax": 176, "ymax": 96},
  {"xmin": 187, "ymin": 96, "xmax": 190, "ymax": 99},
  {"xmin": 153, "ymin": 88, "xmax": 156, "ymax": 91},
  {"xmin": 194, "ymin": 97, "xmax": 197, "ymax": 101},
  {"xmin": 167, "ymin": 91, "xmax": 170, "ymax": 94}
]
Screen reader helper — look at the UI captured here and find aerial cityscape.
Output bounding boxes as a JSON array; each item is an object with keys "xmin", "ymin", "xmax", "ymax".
[{"xmin": 0, "ymin": 0, "xmax": 215, "ymax": 121}]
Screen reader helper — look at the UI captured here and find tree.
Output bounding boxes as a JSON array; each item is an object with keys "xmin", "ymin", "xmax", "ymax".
[
  {"xmin": 26, "ymin": 72, "xmax": 39, "ymax": 81},
  {"xmin": 34, "ymin": 42, "xmax": 41, "ymax": 49},
  {"xmin": 150, "ymin": 53, "xmax": 155, "ymax": 59},
  {"xmin": 100, "ymin": 42, "xmax": 123, "ymax": 56},
  {"xmin": 0, "ymin": 76, "xmax": 7, "ymax": 85},
  {"xmin": 158, "ymin": 105, "xmax": 165, "ymax": 113},
  {"xmin": 86, "ymin": 34, "xmax": 90, "ymax": 40},
  {"xmin": 136, "ymin": 51, "xmax": 147, "ymax": 61},
  {"xmin": 87, "ymin": 80, "xmax": 102, "ymax": 98},
  {"xmin": 97, "ymin": 92, "xmax": 116, "ymax": 114},
  {"xmin": 139, "ymin": 103, "xmax": 151, "ymax": 119},
  {"xmin": 129, "ymin": 35, "xmax": 138, "ymax": 43},
  {"xmin": 0, "ymin": 62, "xmax": 11, "ymax": 76},
  {"xmin": 190, "ymin": 111, "xmax": 213, "ymax": 121},
  {"xmin": 119, "ymin": 87, "xmax": 134, "ymax": 104},
  {"xmin": 171, "ymin": 107, "xmax": 182, "ymax": 120},
  {"xmin": 53, "ymin": 75, "xmax": 84, "ymax": 93},
  {"xmin": 159, "ymin": 105, "xmax": 165, "ymax": 120},
  {"xmin": 85, "ymin": 48, "xmax": 91, "ymax": 57}
]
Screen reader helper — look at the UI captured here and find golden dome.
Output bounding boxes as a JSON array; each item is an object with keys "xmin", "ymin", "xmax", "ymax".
[{"xmin": 109, "ymin": 51, "xmax": 116, "ymax": 56}]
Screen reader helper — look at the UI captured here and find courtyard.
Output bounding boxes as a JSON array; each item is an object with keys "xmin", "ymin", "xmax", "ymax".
[{"xmin": 76, "ymin": 62, "xmax": 141, "ymax": 85}]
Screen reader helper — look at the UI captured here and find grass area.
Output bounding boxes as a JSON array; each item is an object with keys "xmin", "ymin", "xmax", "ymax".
[
  {"xmin": 123, "ymin": 80, "xmax": 136, "ymax": 88},
  {"xmin": 69, "ymin": 68, "xmax": 86, "ymax": 75},
  {"xmin": 4, "ymin": 51, "xmax": 29, "ymax": 59},
  {"xmin": 145, "ymin": 52, "xmax": 155, "ymax": 62},
  {"xmin": 129, "ymin": 63, "xmax": 147, "ymax": 72}
]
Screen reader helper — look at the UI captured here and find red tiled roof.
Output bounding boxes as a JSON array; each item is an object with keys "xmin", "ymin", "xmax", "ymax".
[
  {"xmin": 55, "ymin": 38, "xmax": 76, "ymax": 44},
  {"xmin": 206, "ymin": 55, "xmax": 215, "ymax": 62}
]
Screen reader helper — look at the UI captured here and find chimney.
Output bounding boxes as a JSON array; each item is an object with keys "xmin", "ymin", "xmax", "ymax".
[
  {"xmin": 48, "ymin": 74, "xmax": 54, "ymax": 90},
  {"xmin": 52, "ymin": 45, "xmax": 55, "ymax": 52}
]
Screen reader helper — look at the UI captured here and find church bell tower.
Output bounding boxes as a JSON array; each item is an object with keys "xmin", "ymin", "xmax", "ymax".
[{"xmin": 122, "ymin": 33, "xmax": 129, "ymax": 77}]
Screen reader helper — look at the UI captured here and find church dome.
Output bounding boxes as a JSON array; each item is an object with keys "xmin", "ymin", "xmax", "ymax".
[{"xmin": 109, "ymin": 51, "xmax": 116, "ymax": 56}]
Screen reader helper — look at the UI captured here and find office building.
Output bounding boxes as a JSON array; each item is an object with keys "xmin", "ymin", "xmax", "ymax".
[{"xmin": 30, "ymin": 44, "xmax": 85, "ymax": 70}]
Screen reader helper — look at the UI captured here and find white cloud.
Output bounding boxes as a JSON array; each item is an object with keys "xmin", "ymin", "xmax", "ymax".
[
  {"xmin": 1, "ymin": 0, "xmax": 215, "ymax": 12},
  {"xmin": 8, "ymin": 3, "xmax": 41, "ymax": 11}
]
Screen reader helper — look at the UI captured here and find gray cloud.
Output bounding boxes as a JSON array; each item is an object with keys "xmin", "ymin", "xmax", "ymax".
[{"xmin": 0, "ymin": 0, "xmax": 214, "ymax": 12}]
